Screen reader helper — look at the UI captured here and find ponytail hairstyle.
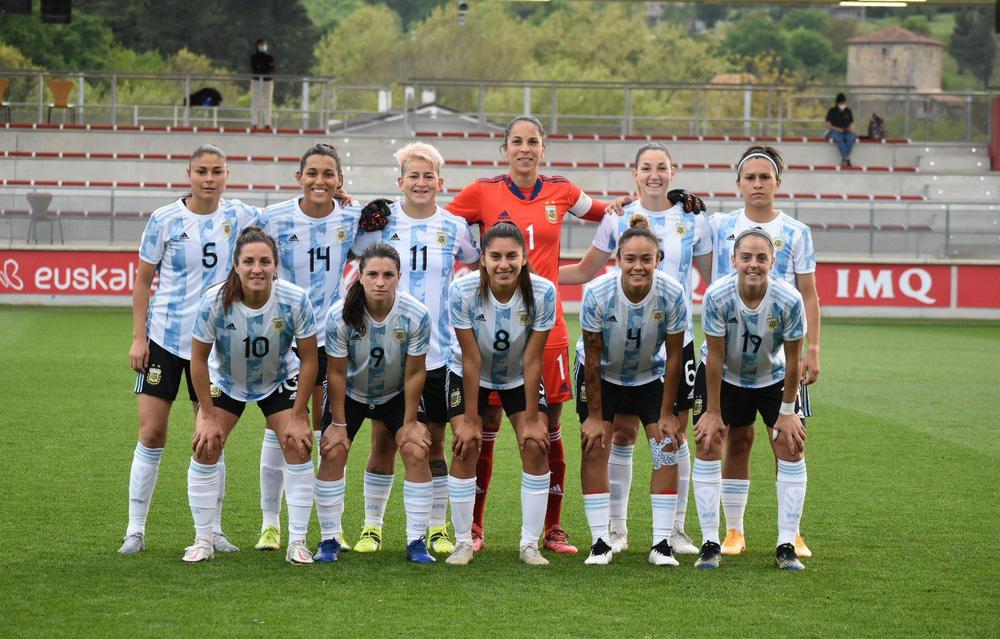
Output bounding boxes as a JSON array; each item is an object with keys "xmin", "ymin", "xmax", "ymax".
[
  {"xmin": 298, "ymin": 143, "xmax": 342, "ymax": 175},
  {"xmin": 500, "ymin": 114, "xmax": 546, "ymax": 155},
  {"xmin": 343, "ymin": 242, "xmax": 401, "ymax": 337},
  {"xmin": 617, "ymin": 213, "xmax": 663, "ymax": 262},
  {"xmin": 479, "ymin": 221, "xmax": 535, "ymax": 323},
  {"xmin": 219, "ymin": 227, "xmax": 279, "ymax": 311},
  {"xmin": 736, "ymin": 145, "xmax": 784, "ymax": 181}
]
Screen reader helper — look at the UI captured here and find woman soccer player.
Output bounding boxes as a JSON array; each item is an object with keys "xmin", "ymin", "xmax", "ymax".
[
  {"xmin": 691, "ymin": 228, "xmax": 808, "ymax": 571},
  {"xmin": 316, "ymin": 243, "xmax": 434, "ymax": 564},
  {"xmin": 560, "ymin": 143, "xmax": 713, "ymax": 557},
  {"xmin": 576, "ymin": 214, "xmax": 688, "ymax": 566},
  {"xmin": 186, "ymin": 227, "xmax": 318, "ymax": 564},
  {"xmin": 254, "ymin": 143, "xmax": 362, "ymax": 552},
  {"xmin": 700, "ymin": 146, "xmax": 820, "ymax": 559},
  {"xmin": 443, "ymin": 221, "xmax": 557, "ymax": 566},
  {"xmin": 120, "ymin": 144, "xmax": 259, "ymax": 556},
  {"xmin": 349, "ymin": 143, "xmax": 480, "ymax": 556}
]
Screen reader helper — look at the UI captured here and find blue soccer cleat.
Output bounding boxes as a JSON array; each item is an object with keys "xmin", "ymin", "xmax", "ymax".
[
  {"xmin": 314, "ymin": 538, "xmax": 341, "ymax": 563},
  {"xmin": 406, "ymin": 536, "xmax": 436, "ymax": 564}
]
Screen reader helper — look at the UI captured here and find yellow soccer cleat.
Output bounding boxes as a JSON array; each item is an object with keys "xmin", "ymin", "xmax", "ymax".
[
  {"xmin": 428, "ymin": 525, "xmax": 455, "ymax": 555},
  {"xmin": 794, "ymin": 533, "xmax": 812, "ymax": 558},
  {"xmin": 721, "ymin": 528, "xmax": 746, "ymax": 555},
  {"xmin": 255, "ymin": 525, "xmax": 280, "ymax": 551},
  {"xmin": 353, "ymin": 525, "xmax": 383, "ymax": 553}
]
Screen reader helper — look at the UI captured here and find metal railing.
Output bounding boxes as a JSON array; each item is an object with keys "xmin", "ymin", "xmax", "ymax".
[{"xmin": 1, "ymin": 70, "xmax": 997, "ymax": 142}]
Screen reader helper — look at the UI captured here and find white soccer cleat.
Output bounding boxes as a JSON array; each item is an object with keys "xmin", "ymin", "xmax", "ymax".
[
  {"xmin": 670, "ymin": 529, "xmax": 699, "ymax": 555},
  {"xmin": 609, "ymin": 527, "xmax": 628, "ymax": 553},
  {"xmin": 519, "ymin": 543, "xmax": 550, "ymax": 566},
  {"xmin": 584, "ymin": 539, "xmax": 613, "ymax": 565},
  {"xmin": 648, "ymin": 540, "xmax": 679, "ymax": 567},
  {"xmin": 213, "ymin": 532, "xmax": 240, "ymax": 553},
  {"xmin": 285, "ymin": 540, "xmax": 314, "ymax": 565},
  {"xmin": 182, "ymin": 538, "xmax": 215, "ymax": 563},
  {"xmin": 445, "ymin": 541, "xmax": 475, "ymax": 566},
  {"xmin": 118, "ymin": 532, "xmax": 145, "ymax": 555}
]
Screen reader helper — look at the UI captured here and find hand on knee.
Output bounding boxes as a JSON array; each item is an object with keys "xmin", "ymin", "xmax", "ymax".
[{"xmin": 401, "ymin": 440, "xmax": 430, "ymax": 467}]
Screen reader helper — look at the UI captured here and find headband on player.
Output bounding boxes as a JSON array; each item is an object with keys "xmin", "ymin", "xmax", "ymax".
[
  {"xmin": 737, "ymin": 153, "xmax": 780, "ymax": 177},
  {"xmin": 734, "ymin": 227, "xmax": 775, "ymax": 252}
]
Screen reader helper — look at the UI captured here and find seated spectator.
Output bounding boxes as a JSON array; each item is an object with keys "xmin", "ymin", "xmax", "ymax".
[
  {"xmin": 825, "ymin": 92, "xmax": 855, "ymax": 167},
  {"xmin": 867, "ymin": 113, "xmax": 885, "ymax": 141}
]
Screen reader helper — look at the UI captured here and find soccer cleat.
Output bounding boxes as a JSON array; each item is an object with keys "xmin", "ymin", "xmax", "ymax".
[
  {"xmin": 335, "ymin": 532, "xmax": 351, "ymax": 552},
  {"xmin": 543, "ymin": 526, "xmax": 578, "ymax": 554},
  {"xmin": 255, "ymin": 525, "xmax": 281, "ymax": 551},
  {"xmin": 721, "ymin": 528, "xmax": 746, "ymax": 555},
  {"xmin": 445, "ymin": 541, "xmax": 475, "ymax": 566},
  {"xmin": 794, "ymin": 533, "xmax": 813, "ymax": 559},
  {"xmin": 428, "ymin": 525, "xmax": 456, "ymax": 555},
  {"xmin": 648, "ymin": 539, "xmax": 679, "ymax": 567},
  {"xmin": 471, "ymin": 524, "xmax": 485, "ymax": 552},
  {"xmin": 775, "ymin": 543, "xmax": 805, "ymax": 571},
  {"xmin": 118, "ymin": 532, "xmax": 145, "ymax": 555},
  {"xmin": 182, "ymin": 538, "xmax": 215, "ymax": 563},
  {"xmin": 406, "ymin": 537, "xmax": 437, "ymax": 564},
  {"xmin": 609, "ymin": 526, "xmax": 628, "ymax": 553},
  {"xmin": 670, "ymin": 529, "xmax": 699, "ymax": 555},
  {"xmin": 353, "ymin": 525, "xmax": 383, "ymax": 553},
  {"xmin": 584, "ymin": 538, "xmax": 613, "ymax": 565},
  {"xmin": 213, "ymin": 532, "xmax": 240, "ymax": 553},
  {"xmin": 695, "ymin": 541, "xmax": 722, "ymax": 569},
  {"xmin": 519, "ymin": 543, "xmax": 550, "ymax": 566},
  {"xmin": 313, "ymin": 538, "xmax": 341, "ymax": 563},
  {"xmin": 285, "ymin": 540, "xmax": 314, "ymax": 565}
]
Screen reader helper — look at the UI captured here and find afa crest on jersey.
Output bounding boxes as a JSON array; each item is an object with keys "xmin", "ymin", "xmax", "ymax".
[
  {"xmin": 223, "ymin": 221, "xmax": 232, "ymax": 237},
  {"xmin": 272, "ymin": 318, "xmax": 286, "ymax": 332},
  {"xmin": 147, "ymin": 366, "xmax": 162, "ymax": 385},
  {"xmin": 675, "ymin": 222, "xmax": 686, "ymax": 237},
  {"xmin": 519, "ymin": 311, "xmax": 529, "ymax": 326},
  {"xmin": 767, "ymin": 317, "xmax": 779, "ymax": 332},
  {"xmin": 437, "ymin": 232, "xmax": 448, "ymax": 246},
  {"xmin": 545, "ymin": 204, "xmax": 558, "ymax": 224},
  {"xmin": 774, "ymin": 237, "xmax": 785, "ymax": 251},
  {"xmin": 336, "ymin": 227, "xmax": 348, "ymax": 242},
  {"xmin": 652, "ymin": 310, "xmax": 665, "ymax": 323},
  {"xmin": 393, "ymin": 327, "xmax": 407, "ymax": 343}
]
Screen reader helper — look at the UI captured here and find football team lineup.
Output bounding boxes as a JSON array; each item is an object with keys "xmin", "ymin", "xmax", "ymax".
[{"xmin": 119, "ymin": 114, "xmax": 821, "ymax": 570}]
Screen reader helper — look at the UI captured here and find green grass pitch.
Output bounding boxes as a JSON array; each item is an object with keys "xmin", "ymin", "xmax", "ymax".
[{"xmin": 1, "ymin": 307, "xmax": 997, "ymax": 638}]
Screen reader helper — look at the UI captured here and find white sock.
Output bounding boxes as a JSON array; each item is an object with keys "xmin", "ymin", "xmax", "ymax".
[
  {"xmin": 363, "ymin": 471, "xmax": 394, "ymax": 527},
  {"xmin": 284, "ymin": 461, "xmax": 314, "ymax": 544},
  {"xmin": 608, "ymin": 444, "xmax": 634, "ymax": 530},
  {"xmin": 403, "ymin": 480, "xmax": 433, "ymax": 543},
  {"xmin": 520, "ymin": 471, "xmax": 550, "ymax": 548},
  {"xmin": 187, "ymin": 459, "xmax": 219, "ymax": 542},
  {"xmin": 213, "ymin": 450, "xmax": 226, "ymax": 535},
  {"xmin": 259, "ymin": 430, "xmax": 284, "ymax": 531},
  {"xmin": 651, "ymin": 493, "xmax": 678, "ymax": 545},
  {"xmin": 582, "ymin": 492, "xmax": 611, "ymax": 545},
  {"xmin": 313, "ymin": 430, "xmax": 322, "ymax": 463},
  {"xmin": 692, "ymin": 458, "xmax": 722, "ymax": 545},
  {"xmin": 126, "ymin": 442, "xmax": 163, "ymax": 536},
  {"xmin": 776, "ymin": 459, "xmax": 807, "ymax": 547},
  {"xmin": 674, "ymin": 442, "xmax": 691, "ymax": 531},
  {"xmin": 430, "ymin": 475, "xmax": 448, "ymax": 528},
  {"xmin": 721, "ymin": 478, "xmax": 751, "ymax": 533},
  {"xmin": 314, "ymin": 477, "xmax": 346, "ymax": 540},
  {"xmin": 449, "ymin": 476, "xmax": 477, "ymax": 544}
]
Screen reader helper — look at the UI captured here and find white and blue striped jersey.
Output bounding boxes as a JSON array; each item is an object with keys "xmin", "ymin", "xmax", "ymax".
[
  {"xmin": 352, "ymin": 202, "xmax": 479, "ymax": 369},
  {"xmin": 258, "ymin": 198, "xmax": 363, "ymax": 349},
  {"xmin": 448, "ymin": 272, "xmax": 557, "ymax": 390},
  {"xmin": 701, "ymin": 274, "xmax": 807, "ymax": 389},
  {"xmin": 579, "ymin": 271, "xmax": 687, "ymax": 386},
  {"xmin": 139, "ymin": 198, "xmax": 261, "ymax": 359},
  {"xmin": 326, "ymin": 291, "xmax": 431, "ymax": 405},
  {"xmin": 591, "ymin": 201, "xmax": 711, "ymax": 344},
  {"xmin": 707, "ymin": 209, "xmax": 815, "ymax": 284},
  {"xmin": 193, "ymin": 279, "xmax": 318, "ymax": 402}
]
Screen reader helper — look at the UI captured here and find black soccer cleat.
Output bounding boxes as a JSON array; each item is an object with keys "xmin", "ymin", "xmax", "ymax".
[
  {"xmin": 775, "ymin": 543, "xmax": 805, "ymax": 571},
  {"xmin": 695, "ymin": 540, "xmax": 722, "ymax": 569}
]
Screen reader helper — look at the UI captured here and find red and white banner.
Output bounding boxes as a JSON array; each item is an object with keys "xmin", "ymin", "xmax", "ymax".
[{"xmin": 1, "ymin": 249, "xmax": 998, "ymax": 313}]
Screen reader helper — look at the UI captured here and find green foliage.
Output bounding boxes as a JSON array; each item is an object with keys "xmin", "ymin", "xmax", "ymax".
[
  {"xmin": 786, "ymin": 28, "xmax": 835, "ymax": 78},
  {"xmin": 301, "ymin": 0, "xmax": 364, "ymax": 31},
  {"xmin": 950, "ymin": 9, "xmax": 998, "ymax": 89},
  {"xmin": 313, "ymin": 4, "xmax": 403, "ymax": 84},
  {"xmin": 901, "ymin": 15, "xmax": 932, "ymax": 37},
  {"xmin": 780, "ymin": 8, "xmax": 827, "ymax": 33},
  {"xmin": 0, "ymin": 9, "xmax": 116, "ymax": 70},
  {"xmin": 721, "ymin": 12, "xmax": 788, "ymax": 73}
]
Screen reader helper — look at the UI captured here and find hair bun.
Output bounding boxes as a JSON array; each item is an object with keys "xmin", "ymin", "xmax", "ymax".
[{"xmin": 628, "ymin": 213, "xmax": 650, "ymax": 230}]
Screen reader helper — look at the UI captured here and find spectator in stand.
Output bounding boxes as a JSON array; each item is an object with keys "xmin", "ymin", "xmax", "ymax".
[
  {"xmin": 250, "ymin": 39, "xmax": 275, "ymax": 130},
  {"xmin": 825, "ymin": 93, "xmax": 855, "ymax": 167}
]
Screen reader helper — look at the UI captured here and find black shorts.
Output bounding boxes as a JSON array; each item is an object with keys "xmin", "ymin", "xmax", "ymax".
[
  {"xmin": 418, "ymin": 366, "xmax": 448, "ymax": 426},
  {"xmin": 134, "ymin": 339, "xmax": 197, "ymax": 402},
  {"xmin": 574, "ymin": 366, "xmax": 664, "ymax": 426},
  {"xmin": 675, "ymin": 341, "xmax": 697, "ymax": 412},
  {"xmin": 692, "ymin": 360, "xmax": 809, "ymax": 425},
  {"xmin": 692, "ymin": 361, "xmax": 785, "ymax": 428},
  {"xmin": 321, "ymin": 391, "xmax": 407, "ymax": 441},
  {"xmin": 293, "ymin": 346, "xmax": 327, "ymax": 387},
  {"xmin": 209, "ymin": 376, "xmax": 300, "ymax": 418},
  {"xmin": 446, "ymin": 371, "xmax": 548, "ymax": 419}
]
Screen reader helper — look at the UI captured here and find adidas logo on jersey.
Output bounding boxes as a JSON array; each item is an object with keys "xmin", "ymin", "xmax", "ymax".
[
  {"xmin": 474, "ymin": 313, "xmax": 486, "ymax": 322},
  {"xmin": 225, "ymin": 322, "xmax": 237, "ymax": 330},
  {"xmin": 727, "ymin": 317, "xmax": 738, "ymax": 324},
  {"xmin": 389, "ymin": 233, "xmax": 401, "ymax": 241},
  {"xmin": 726, "ymin": 234, "xmax": 735, "ymax": 241},
  {"xmin": 179, "ymin": 232, "xmax": 190, "ymax": 240},
  {"xmin": 608, "ymin": 315, "xmax": 618, "ymax": 323},
  {"xmin": 288, "ymin": 234, "xmax": 300, "ymax": 243},
  {"xmin": 351, "ymin": 333, "xmax": 362, "ymax": 341},
  {"xmin": 498, "ymin": 211, "xmax": 511, "ymax": 220}
]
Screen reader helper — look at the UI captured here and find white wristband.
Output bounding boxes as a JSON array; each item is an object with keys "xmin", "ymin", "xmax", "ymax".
[
  {"xmin": 330, "ymin": 421, "xmax": 347, "ymax": 428},
  {"xmin": 779, "ymin": 402, "xmax": 796, "ymax": 415}
]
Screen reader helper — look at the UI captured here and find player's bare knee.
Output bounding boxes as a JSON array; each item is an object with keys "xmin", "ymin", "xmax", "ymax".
[
  {"xmin": 401, "ymin": 441, "xmax": 429, "ymax": 467},
  {"xmin": 727, "ymin": 428, "xmax": 755, "ymax": 456}
]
